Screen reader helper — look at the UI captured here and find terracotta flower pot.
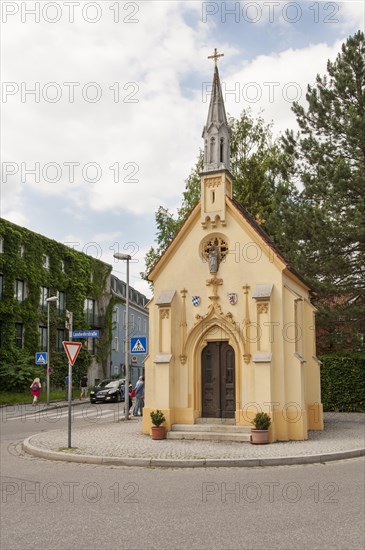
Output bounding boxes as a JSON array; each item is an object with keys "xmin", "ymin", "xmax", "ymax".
[
  {"xmin": 250, "ymin": 429, "xmax": 269, "ymax": 444},
  {"xmin": 151, "ymin": 426, "xmax": 166, "ymax": 440}
]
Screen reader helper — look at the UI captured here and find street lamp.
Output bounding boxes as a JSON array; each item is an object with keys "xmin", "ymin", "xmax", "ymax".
[
  {"xmin": 113, "ymin": 253, "xmax": 132, "ymax": 420},
  {"xmin": 46, "ymin": 295, "xmax": 58, "ymax": 405}
]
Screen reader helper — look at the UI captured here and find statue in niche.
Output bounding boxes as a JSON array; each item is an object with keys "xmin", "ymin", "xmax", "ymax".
[{"xmin": 208, "ymin": 242, "xmax": 219, "ymax": 273}]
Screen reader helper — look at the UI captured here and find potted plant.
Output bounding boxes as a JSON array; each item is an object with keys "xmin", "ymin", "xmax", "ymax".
[
  {"xmin": 150, "ymin": 410, "xmax": 166, "ymax": 440},
  {"xmin": 251, "ymin": 412, "xmax": 271, "ymax": 444}
]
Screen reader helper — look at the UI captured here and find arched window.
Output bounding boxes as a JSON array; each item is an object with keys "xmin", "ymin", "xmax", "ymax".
[{"xmin": 220, "ymin": 138, "xmax": 224, "ymax": 163}]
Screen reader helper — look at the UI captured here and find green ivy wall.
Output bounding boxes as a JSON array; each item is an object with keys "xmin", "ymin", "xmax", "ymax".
[{"xmin": 0, "ymin": 218, "xmax": 112, "ymax": 390}]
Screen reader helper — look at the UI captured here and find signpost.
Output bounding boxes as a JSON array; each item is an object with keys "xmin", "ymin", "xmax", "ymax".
[
  {"xmin": 130, "ymin": 336, "xmax": 147, "ymax": 354},
  {"xmin": 62, "ymin": 341, "xmax": 82, "ymax": 448}
]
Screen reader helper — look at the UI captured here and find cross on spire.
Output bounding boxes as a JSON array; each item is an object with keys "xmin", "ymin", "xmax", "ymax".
[{"xmin": 208, "ymin": 48, "xmax": 224, "ymax": 67}]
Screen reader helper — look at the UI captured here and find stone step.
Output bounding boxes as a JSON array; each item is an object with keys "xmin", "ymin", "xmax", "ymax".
[
  {"xmin": 167, "ymin": 430, "xmax": 251, "ymax": 442},
  {"xmin": 170, "ymin": 423, "xmax": 251, "ymax": 434},
  {"xmin": 195, "ymin": 417, "xmax": 235, "ymax": 425}
]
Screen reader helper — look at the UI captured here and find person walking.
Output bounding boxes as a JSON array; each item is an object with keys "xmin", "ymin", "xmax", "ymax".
[
  {"xmin": 80, "ymin": 375, "xmax": 88, "ymax": 399},
  {"xmin": 133, "ymin": 376, "xmax": 144, "ymax": 417},
  {"xmin": 30, "ymin": 378, "xmax": 41, "ymax": 406}
]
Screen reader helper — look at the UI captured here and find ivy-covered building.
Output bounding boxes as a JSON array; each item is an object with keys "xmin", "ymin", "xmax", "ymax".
[
  {"xmin": 110, "ymin": 274, "xmax": 149, "ymax": 387},
  {"xmin": 0, "ymin": 218, "xmax": 112, "ymax": 387}
]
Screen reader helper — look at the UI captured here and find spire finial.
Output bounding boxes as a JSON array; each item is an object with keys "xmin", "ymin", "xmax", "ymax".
[{"xmin": 208, "ymin": 48, "xmax": 224, "ymax": 67}]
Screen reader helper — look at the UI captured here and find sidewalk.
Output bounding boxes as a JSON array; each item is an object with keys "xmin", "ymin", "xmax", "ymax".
[{"xmin": 22, "ymin": 412, "xmax": 365, "ymax": 468}]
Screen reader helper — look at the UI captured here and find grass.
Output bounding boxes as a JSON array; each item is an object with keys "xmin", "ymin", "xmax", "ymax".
[{"xmin": 0, "ymin": 388, "xmax": 82, "ymax": 405}]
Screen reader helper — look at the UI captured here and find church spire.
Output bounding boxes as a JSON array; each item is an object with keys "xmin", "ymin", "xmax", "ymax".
[{"xmin": 202, "ymin": 49, "xmax": 231, "ymax": 172}]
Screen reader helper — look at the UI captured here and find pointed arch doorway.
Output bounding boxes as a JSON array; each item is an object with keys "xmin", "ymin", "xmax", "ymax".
[{"xmin": 201, "ymin": 341, "xmax": 235, "ymax": 418}]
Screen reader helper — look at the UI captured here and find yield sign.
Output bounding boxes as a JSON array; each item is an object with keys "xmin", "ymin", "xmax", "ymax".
[{"xmin": 62, "ymin": 341, "xmax": 82, "ymax": 366}]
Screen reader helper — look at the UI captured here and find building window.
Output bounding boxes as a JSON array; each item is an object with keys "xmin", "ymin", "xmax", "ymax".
[
  {"xmin": 137, "ymin": 317, "xmax": 141, "ymax": 332},
  {"xmin": 15, "ymin": 323, "xmax": 24, "ymax": 349},
  {"xmin": 113, "ymin": 336, "xmax": 119, "ymax": 352},
  {"xmin": 0, "ymin": 237, "xmax": 3, "ymax": 253},
  {"xmin": 84, "ymin": 298, "xmax": 95, "ymax": 324},
  {"xmin": 123, "ymin": 310, "xmax": 126, "ymax": 327},
  {"xmin": 220, "ymin": 138, "xmax": 224, "ymax": 163},
  {"xmin": 19, "ymin": 244, "xmax": 25, "ymax": 257},
  {"xmin": 130, "ymin": 313, "xmax": 135, "ymax": 330},
  {"xmin": 43, "ymin": 254, "xmax": 50, "ymax": 270},
  {"xmin": 15, "ymin": 279, "xmax": 25, "ymax": 303},
  {"xmin": 60, "ymin": 260, "xmax": 65, "ymax": 273},
  {"xmin": 57, "ymin": 291, "xmax": 65, "ymax": 313},
  {"xmin": 86, "ymin": 338, "xmax": 96, "ymax": 355},
  {"xmin": 0, "ymin": 274, "xmax": 3, "ymax": 300},
  {"xmin": 39, "ymin": 326, "xmax": 47, "ymax": 351},
  {"xmin": 143, "ymin": 319, "xmax": 147, "ymax": 334},
  {"xmin": 202, "ymin": 237, "xmax": 229, "ymax": 264},
  {"xmin": 113, "ymin": 307, "xmax": 119, "ymax": 324},
  {"xmin": 39, "ymin": 286, "xmax": 49, "ymax": 310},
  {"xmin": 56, "ymin": 329, "xmax": 65, "ymax": 352}
]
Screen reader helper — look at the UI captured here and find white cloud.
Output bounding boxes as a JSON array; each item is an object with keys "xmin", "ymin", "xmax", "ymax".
[
  {"xmin": 1, "ymin": 1, "xmax": 363, "ymax": 276},
  {"xmin": 224, "ymin": 40, "xmax": 345, "ymax": 135}
]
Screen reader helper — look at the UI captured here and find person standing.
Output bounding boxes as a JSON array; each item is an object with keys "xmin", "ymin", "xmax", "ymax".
[
  {"xmin": 133, "ymin": 376, "xmax": 144, "ymax": 417},
  {"xmin": 80, "ymin": 375, "xmax": 88, "ymax": 399},
  {"xmin": 30, "ymin": 378, "xmax": 41, "ymax": 406}
]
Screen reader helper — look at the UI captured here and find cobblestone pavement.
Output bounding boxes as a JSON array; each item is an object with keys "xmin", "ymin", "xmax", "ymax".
[{"xmin": 24, "ymin": 413, "xmax": 364, "ymax": 463}]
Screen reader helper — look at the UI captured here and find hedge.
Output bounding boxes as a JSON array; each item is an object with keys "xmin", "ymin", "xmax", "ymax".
[{"xmin": 320, "ymin": 353, "xmax": 365, "ymax": 412}]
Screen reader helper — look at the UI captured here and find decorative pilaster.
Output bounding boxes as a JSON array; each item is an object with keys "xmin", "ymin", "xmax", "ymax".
[
  {"xmin": 180, "ymin": 288, "xmax": 187, "ymax": 364},
  {"xmin": 242, "ymin": 284, "xmax": 251, "ymax": 364}
]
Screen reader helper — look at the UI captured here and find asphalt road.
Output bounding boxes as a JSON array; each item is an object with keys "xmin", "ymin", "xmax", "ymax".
[{"xmin": 1, "ymin": 403, "xmax": 364, "ymax": 550}]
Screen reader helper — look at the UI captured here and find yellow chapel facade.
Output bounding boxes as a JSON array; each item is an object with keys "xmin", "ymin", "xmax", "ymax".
[{"xmin": 142, "ymin": 55, "xmax": 324, "ymax": 441}]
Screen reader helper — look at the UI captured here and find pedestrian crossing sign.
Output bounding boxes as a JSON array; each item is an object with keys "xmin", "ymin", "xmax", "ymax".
[
  {"xmin": 130, "ymin": 336, "xmax": 147, "ymax": 354},
  {"xmin": 35, "ymin": 352, "xmax": 47, "ymax": 365}
]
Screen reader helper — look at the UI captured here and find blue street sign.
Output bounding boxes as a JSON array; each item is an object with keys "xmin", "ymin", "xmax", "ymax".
[
  {"xmin": 130, "ymin": 336, "xmax": 147, "ymax": 354},
  {"xmin": 35, "ymin": 352, "xmax": 47, "ymax": 365},
  {"xmin": 72, "ymin": 330, "xmax": 100, "ymax": 338}
]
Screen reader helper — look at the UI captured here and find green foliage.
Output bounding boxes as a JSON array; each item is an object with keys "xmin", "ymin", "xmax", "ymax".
[
  {"xmin": 150, "ymin": 409, "xmax": 166, "ymax": 427},
  {"xmin": 0, "ymin": 349, "xmax": 43, "ymax": 392},
  {"xmin": 320, "ymin": 353, "xmax": 365, "ymax": 412},
  {"xmin": 287, "ymin": 30, "xmax": 365, "ymax": 352},
  {"xmin": 252, "ymin": 412, "xmax": 271, "ymax": 430},
  {"xmin": 0, "ymin": 388, "xmax": 70, "ymax": 405},
  {"xmin": 0, "ymin": 218, "xmax": 111, "ymax": 379}
]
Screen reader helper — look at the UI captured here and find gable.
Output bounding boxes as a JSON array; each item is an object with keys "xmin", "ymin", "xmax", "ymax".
[{"xmin": 149, "ymin": 196, "xmax": 312, "ymax": 293}]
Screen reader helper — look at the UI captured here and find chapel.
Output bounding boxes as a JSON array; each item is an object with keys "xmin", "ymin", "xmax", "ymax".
[{"xmin": 142, "ymin": 51, "xmax": 324, "ymax": 441}]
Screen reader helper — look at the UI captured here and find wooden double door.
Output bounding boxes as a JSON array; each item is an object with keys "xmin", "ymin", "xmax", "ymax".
[{"xmin": 201, "ymin": 341, "xmax": 235, "ymax": 418}]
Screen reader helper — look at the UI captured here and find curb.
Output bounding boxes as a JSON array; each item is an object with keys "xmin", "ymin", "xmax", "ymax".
[{"xmin": 22, "ymin": 437, "xmax": 365, "ymax": 468}]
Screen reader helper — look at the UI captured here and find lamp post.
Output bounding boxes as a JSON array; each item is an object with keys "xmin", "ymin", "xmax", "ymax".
[
  {"xmin": 46, "ymin": 295, "xmax": 58, "ymax": 405},
  {"xmin": 113, "ymin": 253, "xmax": 131, "ymax": 420}
]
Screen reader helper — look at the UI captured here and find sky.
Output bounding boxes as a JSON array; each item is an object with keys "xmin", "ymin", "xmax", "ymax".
[{"xmin": 1, "ymin": 0, "xmax": 364, "ymax": 298}]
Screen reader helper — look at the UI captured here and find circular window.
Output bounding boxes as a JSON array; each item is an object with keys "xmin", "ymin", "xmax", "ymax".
[{"xmin": 202, "ymin": 236, "xmax": 229, "ymax": 262}]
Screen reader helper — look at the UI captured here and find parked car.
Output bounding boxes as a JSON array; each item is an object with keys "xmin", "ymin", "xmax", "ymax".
[{"xmin": 90, "ymin": 379, "xmax": 125, "ymax": 404}]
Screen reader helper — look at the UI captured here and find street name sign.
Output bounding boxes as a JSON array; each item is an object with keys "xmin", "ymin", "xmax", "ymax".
[
  {"xmin": 130, "ymin": 336, "xmax": 147, "ymax": 354},
  {"xmin": 72, "ymin": 330, "xmax": 100, "ymax": 338},
  {"xmin": 62, "ymin": 341, "xmax": 82, "ymax": 366}
]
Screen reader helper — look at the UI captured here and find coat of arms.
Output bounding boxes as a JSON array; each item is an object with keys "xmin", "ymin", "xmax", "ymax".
[
  {"xmin": 228, "ymin": 293, "xmax": 237, "ymax": 305},
  {"xmin": 192, "ymin": 296, "xmax": 201, "ymax": 307}
]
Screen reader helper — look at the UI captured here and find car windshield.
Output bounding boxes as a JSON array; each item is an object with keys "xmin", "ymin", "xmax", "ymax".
[
  {"xmin": 97, "ymin": 380, "xmax": 111, "ymax": 388},
  {"xmin": 105, "ymin": 381, "xmax": 120, "ymax": 388}
]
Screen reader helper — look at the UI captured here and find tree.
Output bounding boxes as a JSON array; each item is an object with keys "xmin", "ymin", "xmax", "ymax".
[
  {"xmin": 286, "ymin": 30, "xmax": 365, "ymax": 351},
  {"xmin": 142, "ymin": 109, "xmax": 299, "ymax": 279}
]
